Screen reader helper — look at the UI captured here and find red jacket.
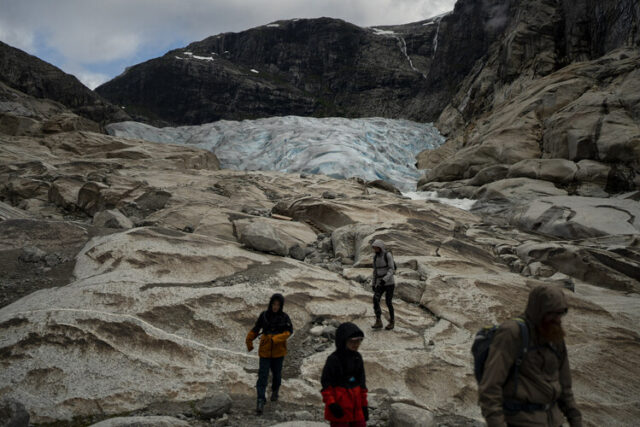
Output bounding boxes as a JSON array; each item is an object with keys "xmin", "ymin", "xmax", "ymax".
[{"xmin": 320, "ymin": 322, "xmax": 368, "ymax": 423}]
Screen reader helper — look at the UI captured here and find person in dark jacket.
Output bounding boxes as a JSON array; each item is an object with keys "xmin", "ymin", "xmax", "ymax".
[
  {"xmin": 246, "ymin": 293, "xmax": 293, "ymax": 415},
  {"xmin": 321, "ymin": 322, "xmax": 368, "ymax": 427},
  {"xmin": 370, "ymin": 239, "xmax": 396, "ymax": 330},
  {"xmin": 478, "ymin": 285, "xmax": 582, "ymax": 427}
]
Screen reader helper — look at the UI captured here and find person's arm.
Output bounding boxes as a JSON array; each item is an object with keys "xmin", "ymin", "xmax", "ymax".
[
  {"xmin": 371, "ymin": 255, "xmax": 377, "ymax": 287},
  {"xmin": 478, "ymin": 323, "xmax": 520, "ymax": 427},
  {"xmin": 320, "ymin": 355, "xmax": 339, "ymax": 403},
  {"xmin": 382, "ymin": 252, "xmax": 395, "ymax": 283},
  {"xmin": 558, "ymin": 342, "xmax": 582, "ymax": 427},
  {"xmin": 245, "ymin": 313, "xmax": 264, "ymax": 351}
]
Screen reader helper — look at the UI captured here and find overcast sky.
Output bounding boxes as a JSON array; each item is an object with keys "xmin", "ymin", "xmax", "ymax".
[{"xmin": 0, "ymin": 0, "xmax": 456, "ymax": 89}]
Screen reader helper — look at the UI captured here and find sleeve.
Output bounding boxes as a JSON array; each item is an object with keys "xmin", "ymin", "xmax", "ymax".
[
  {"xmin": 371, "ymin": 256, "xmax": 377, "ymax": 285},
  {"xmin": 558, "ymin": 342, "xmax": 583, "ymax": 427},
  {"xmin": 478, "ymin": 323, "xmax": 520, "ymax": 427},
  {"xmin": 321, "ymin": 356, "xmax": 338, "ymax": 404},
  {"xmin": 250, "ymin": 312, "xmax": 264, "ymax": 335},
  {"xmin": 382, "ymin": 252, "xmax": 395, "ymax": 282},
  {"xmin": 272, "ymin": 330, "xmax": 291, "ymax": 344},
  {"xmin": 359, "ymin": 357, "xmax": 368, "ymax": 407}
]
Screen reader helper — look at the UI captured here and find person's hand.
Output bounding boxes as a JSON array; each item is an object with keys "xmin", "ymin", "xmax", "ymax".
[
  {"xmin": 380, "ymin": 279, "xmax": 386, "ymax": 286},
  {"xmin": 246, "ymin": 341, "xmax": 254, "ymax": 352},
  {"xmin": 329, "ymin": 403, "xmax": 344, "ymax": 418},
  {"xmin": 363, "ymin": 406, "xmax": 369, "ymax": 421}
]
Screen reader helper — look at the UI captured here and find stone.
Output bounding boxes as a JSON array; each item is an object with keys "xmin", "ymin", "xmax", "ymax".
[
  {"xmin": 133, "ymin": 189, "xmax": 172, "ymax": 213},
  {"xmin": 93, "ymin": 209, "xmax": 134, "ymax": 229},
  {"xmin": 474, "ymin": 178, "xmax": 567, "ymax": 202},
  {"xmin": 0, "ymin": 398, "xmax": 29, "ymax": 427},
  {"xmin": 507, "ymin": 159, "xmax": 578, "ymax": 184},
  {"xmin": 322, "ymin": 191, "xmax": 337, "ymax": 199},
  {"xmin": 511, "ymin": 196, "xmax": 640, "ymax": 239},
  {"xmin": 575, "ymin": 160, "xmax": 611, "ymax": 187},
  {"xmin": 195, "ymin": 393, "xmax": 232, "ymax": 419},
  {"xmin": 87, "ymin": 416, "xmax": 190, "ymax": 427},
  {"xmin": 309, "ymin": 325, "xmax": 324, "ymax": 336},
  {"xmin": 233, "ymin": 217, "xmax": 316, "ymax": 257},
  {"xmin": 367, "ymin": 179, "xmax": 402, "ymax": 195},
  {"xmin": 467, "ymin": 164, "xmax": 509, "ymax": 186},
  {"xmin": 389, "ymin": 403, "xmax": 435, "ymax": 427}
]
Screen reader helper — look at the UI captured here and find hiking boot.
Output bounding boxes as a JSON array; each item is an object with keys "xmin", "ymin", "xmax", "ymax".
[
  {"xmin": 256, "ymin": 399, "xmax": 265, "ymax": 415},
  {"xmin": 385, "ymin": 320, "xmax": 395, "ymax": 330},
  {"xmin": 371, "ymin": 317, "xmax": 383, "ymax": 329},
  {"xmin": 270, "ymin": 392, "xmax": 279, "ymax": 402}
]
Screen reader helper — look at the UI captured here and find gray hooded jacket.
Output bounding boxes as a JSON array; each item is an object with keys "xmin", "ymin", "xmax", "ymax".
[{"xmin": 371, "ymin": 239, "xmax": 395, "ymax": 286}]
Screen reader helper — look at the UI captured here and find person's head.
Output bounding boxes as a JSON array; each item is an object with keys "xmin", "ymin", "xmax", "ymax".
[
  {"xmin": 335, "ymin": 322, "xmax": 365, "ymax": 353},
  {"xmin": 268, "ymin": 293, "xmax": 284, "ymax": 313},
  {"xmin": 525, "ymin": 285, "xmax": 568, "ymax": 344},
  {"xmin": 372, "ymin": 239, "xmax": 385, "ymax": 254}
]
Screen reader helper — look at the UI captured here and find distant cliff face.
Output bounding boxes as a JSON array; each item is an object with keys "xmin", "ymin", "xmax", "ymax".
[
  {"xmin": 95, "ymin": 7, "xmax": 516, "ymax": 126},
  {"xmin": 0, "ymin": 41, "xmax": 129, "ymax": 125}
]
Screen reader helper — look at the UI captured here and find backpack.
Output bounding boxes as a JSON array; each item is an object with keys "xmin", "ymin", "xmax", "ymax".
[
  {"xmin": 472, "ymin": 318, "xmax": 529, "ymax": 391},
  {"xmin": 377, "ymin": 250, "xmax": 398, "ymax": 271}
]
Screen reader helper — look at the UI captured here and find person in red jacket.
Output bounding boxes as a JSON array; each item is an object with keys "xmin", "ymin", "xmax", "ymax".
[{"xmin": 321, "ymin": 322, "xmax": 369, "ymax": 427}]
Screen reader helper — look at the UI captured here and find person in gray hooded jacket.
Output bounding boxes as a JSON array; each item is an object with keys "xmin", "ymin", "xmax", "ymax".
[{"xmin": 370, "ymin": 239, "xmax": 396, "ymax": 330}]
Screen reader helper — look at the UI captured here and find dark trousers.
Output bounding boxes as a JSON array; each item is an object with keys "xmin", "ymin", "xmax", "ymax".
[
  {"xmin": 373, "ymin": 285, "xmax": 395, "ymax": 321},
  {"xmin": 256, "ymin": 356, "xmax": 284, "ymax": 401}
]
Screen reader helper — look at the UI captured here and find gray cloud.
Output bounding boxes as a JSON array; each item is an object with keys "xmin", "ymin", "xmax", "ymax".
[{"xmin": 0, "ymin": 0, "xmax": 455, "ymax": 88}]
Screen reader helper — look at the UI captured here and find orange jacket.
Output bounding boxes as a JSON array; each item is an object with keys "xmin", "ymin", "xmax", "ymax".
[{"xmin": 246, "ymin": 330, "xmax": 291, "ymax": 358}]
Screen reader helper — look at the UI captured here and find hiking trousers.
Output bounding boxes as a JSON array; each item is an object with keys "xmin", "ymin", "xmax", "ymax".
[
  {"xmin": 256, "ymin": 356, "xmax": 284, "ymax": 401},
  {"xmin": 373, "ymin": 284, "xmax": 395, "ymax": 321}
]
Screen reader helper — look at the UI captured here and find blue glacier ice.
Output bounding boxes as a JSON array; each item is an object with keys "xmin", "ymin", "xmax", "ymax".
[{"xmin": 106, "ymin": 116, "xmax": 445, "ymax": 190}]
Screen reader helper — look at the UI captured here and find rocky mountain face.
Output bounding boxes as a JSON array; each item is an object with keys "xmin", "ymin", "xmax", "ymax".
[
  {"xmin": 94, "ymin": 2, "xmax": 518, "ymax": 126},
  {"xmin": 0, "ymin": 41, "xmax": 130, "ymax": 125},
  {"xmin": 416, "ymin": 0, "xmax": 640, "ymax": 238}
]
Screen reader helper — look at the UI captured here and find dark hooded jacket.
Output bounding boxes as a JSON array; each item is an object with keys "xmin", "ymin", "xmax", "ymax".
[
  {"xmin": 321, "ymin": 322, "xmax": 368, "ymax": 423},
  {"xmin": 246, "ymin": 293, "xmax": 293, "ymax": 358},
  {"xmin": 478, "ymin": 285, "xmax": 582, "ymax": 427}
]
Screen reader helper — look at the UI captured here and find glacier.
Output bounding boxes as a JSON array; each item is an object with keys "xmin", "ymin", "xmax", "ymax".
[{"xmin": 106, "ymin": 116, "xmax": 445, "ymax": 191}]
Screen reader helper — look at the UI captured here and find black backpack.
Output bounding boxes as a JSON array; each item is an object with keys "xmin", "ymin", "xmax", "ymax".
[{"xmin": 472, "ymin": 317, "xmax": 529, "ymax": 390}]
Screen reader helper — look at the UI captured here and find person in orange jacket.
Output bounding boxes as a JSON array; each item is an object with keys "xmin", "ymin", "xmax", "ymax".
[
  {"xmin": 246, "ymin": 293, "xmax": 293, "ymax": 415},
  {"xmin": 321, "ymin": 322, "xmax": 368, "ymax": 427}
]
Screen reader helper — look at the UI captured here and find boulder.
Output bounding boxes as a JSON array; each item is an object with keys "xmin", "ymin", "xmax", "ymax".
[
  {"xmin": 511, "ymin": 196, "xmax": 640, "ymax": 239},
  {"xmin": 367, "ymin": 179, "xmax": 402, "ymax": 195},
  {"xmin": 88, "ymin": 417, "xmax": 190, "ymax": 427},
  {"xmin": 48, "ymin": 177, "xmax": 85, "ymax": 211},
  {"xmin": 41, "ymin": 113, "xmax": 101, "ymax": 134},
  {"xmin": 93, "ymin": 209, "xmax": 134, "ymax": 229},
  {"xmin": 233, "ymin": 217, "xmax": 316, "ymax": 256},
  {"xmin": 507, "ymin": 159, "xmax": 578, "ymax": 184},
  {"xmin": 0, "ymin": 398, "xmax": 29, "ymax": 427},
  {"xmin": 390, "ymin": 403, "xmax": 435, "ymax": 427},
  {"xmin": 331, "ymin": 223, "xmax": 378, "ymax": 260},
  {"xmin": 194, "ymin": 392, "xmax": 232, "ymax": 419},
  {"xmin": 575, "ymin": 160, "xmax": 611, "ymax": 187},
  {"xmin": 467, "ymin": 164, "xmax": 509, "ymax": 186},
  {"xmin": 474, "ymin": 178, "xmax": 567, "ymax": 202}
]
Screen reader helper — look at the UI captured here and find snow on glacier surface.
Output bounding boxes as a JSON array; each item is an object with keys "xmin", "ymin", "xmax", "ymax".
[{"xmin": 106, "ymin": 116, "xmax": 445, "ymax": 190}]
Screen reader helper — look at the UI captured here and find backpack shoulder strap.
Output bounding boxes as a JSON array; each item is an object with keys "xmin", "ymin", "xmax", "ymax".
[{"xmin": 511, "ymin": 317, "xmax": 529, "ymax": 396}]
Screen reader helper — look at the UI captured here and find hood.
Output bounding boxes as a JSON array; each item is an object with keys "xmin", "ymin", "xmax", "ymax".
[
  {"xmin": 525, "ymin": 285, "xmax": 568, "ymax": 326},
  {"xmin": 335, "ymin": 322, "xmax": 364, "ymax": 351},
  {"xmin": 371, "ymin": 239, "xmax": 386, "ymax": 252},
  {"xmin": 268, "ymin": 293, "xmax": 285, "ymax": 313}
]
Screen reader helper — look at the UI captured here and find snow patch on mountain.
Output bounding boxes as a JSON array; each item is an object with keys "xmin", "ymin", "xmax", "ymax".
[{"xmin": 106, "ymin": 116, "xmax": 444, "ymax": 190}]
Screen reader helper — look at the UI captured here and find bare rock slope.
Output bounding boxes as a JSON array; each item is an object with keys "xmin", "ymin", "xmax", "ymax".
[{"xmin": 0, "ymin": 115, "xmax": 638, "ymax": 426}]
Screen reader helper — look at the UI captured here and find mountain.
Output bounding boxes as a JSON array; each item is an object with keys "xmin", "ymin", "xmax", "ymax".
[
  {"xmin": 95, "ymin": 4, "xmax": 515, "ymax": 126},
  {"xmin": 0, "ymin": 40, "xmax": 129, "ymax": 125}
]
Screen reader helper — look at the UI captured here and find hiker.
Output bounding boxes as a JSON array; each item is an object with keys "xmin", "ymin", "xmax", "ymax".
[
  {"xmin": 478, "ymin": 285, "xmax": 583, "ymax": 427},
  {"xmin": 370, "ymin": 239, "xmax": 395, "ymax": 330},
  {"xmin": 246, "ymin": 293, "xmax": 293, "ymax": 415},
  {"xmin": 321, "ymin": 322, "xmax": 369, "ymax": 427}
]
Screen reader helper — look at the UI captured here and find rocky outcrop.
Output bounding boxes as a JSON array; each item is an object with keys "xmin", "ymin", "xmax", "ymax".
[
  {"xmin": 0, "ymin": 41, "xmax": 129, "ymax": 125},
  {"xmin": 0, "ymin": 126, "xmax": 638, "ymax": 426}
]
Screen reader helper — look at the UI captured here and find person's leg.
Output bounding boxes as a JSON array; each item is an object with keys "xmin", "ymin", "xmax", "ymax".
[
  {"xmin": 256, "ymin": 357, "xmax": 270, "ymax": 402},
  {"xmin": 270, "ymin": 357, "xmax": 284, "ymax": 400},
  {"xmin": 385, "ymin": 285, "xmax": 395, "ymax": 321},
  {"xmin": 372, "ymin": 284, "xmax": 383, "ymax": 328}
]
